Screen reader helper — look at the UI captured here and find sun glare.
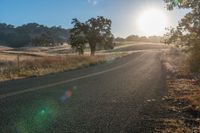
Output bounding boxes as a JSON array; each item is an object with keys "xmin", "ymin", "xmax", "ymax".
[{"xmin": 137, "ymin": 8, "xmax": 168, "ymax": 36}]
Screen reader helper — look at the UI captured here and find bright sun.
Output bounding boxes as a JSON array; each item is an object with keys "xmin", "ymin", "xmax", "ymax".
[{"xmin": 137, "ymin": 8, "xmax": 168, "ymax": 36}]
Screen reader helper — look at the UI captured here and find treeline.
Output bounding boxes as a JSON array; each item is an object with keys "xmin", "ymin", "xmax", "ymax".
[
  {"xmin": 115, "ymin": 35, "xmax": 163, "ymax": 43},
  {"xmin": 0, "ymin": 23, "xmax": 69, "ymax": 47}
]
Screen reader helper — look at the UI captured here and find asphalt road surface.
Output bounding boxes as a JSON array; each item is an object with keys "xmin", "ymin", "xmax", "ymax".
[{"xmin": 0, "ymin": 44, "xmax": 167, "ymax": 133}]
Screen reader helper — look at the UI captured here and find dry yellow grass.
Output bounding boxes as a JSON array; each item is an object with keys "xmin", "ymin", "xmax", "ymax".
[
  {"xmin": 159, "ymin": 118, "xmax": 194, "ymax": 133},
  {"xmin": 0, "ymin": 52, "xmax": 127, "ymax": 82},
  {"xmin": 0, "ymin": 53, "xmax": 41, "ymax": 61},
  {"xmin": 159, "ymin": 47, "xmax": 200, "ymax": 133}
]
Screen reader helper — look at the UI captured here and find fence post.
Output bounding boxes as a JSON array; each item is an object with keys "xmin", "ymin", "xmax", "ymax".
[{"xmin": 17, "ymin": 54, "xmax": 20, "ymax": 75}]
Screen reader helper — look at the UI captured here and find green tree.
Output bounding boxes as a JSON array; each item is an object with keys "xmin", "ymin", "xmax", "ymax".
[
  {"xmin": 103, "ymin": 34, "xmax": 115, "ymax": 50},
  {"xmin": 69, "ymin": 16, "xmax": 114, "ymax": 56},
  {"xmin": 164, "ymin": 0, "xmax": 200, "ymax": 72},
  {"xmin": 69, "ymin": 19, "xmax": 88, "ymax": 55}
]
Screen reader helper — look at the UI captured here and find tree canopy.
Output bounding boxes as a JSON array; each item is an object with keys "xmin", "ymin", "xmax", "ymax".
[
  {"xmin": 69, "ymin": 16, "xmax": 114, "ymax": 56},
  {"xmin": 164, "ymin": 0, "xmax": 200, "ymax": 72}
]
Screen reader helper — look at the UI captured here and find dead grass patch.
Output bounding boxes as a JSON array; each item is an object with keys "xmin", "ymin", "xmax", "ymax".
[
  {"xmin": 158, "ymin": 118, "xmax": 194, "ymax": 133},
  {"xmin": 158, "ymin": 47, "xmax": 200, "ymax": 132},
  {"xmin": 0, "ymin": 52, "xmax": 127, "ymax": 82}
]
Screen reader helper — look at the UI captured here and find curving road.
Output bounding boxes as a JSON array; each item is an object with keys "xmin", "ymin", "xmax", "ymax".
[{"xmin": 0, "ymin": 44, "xmax": 167, "ymax": 133}]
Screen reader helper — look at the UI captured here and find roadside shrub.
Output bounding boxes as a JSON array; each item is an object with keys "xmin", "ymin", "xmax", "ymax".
[{"xmin": 189, "ymin": 48, "xmax": 200, "ymax": 73}]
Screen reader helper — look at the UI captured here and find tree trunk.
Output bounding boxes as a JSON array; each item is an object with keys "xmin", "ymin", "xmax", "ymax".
[
  {"xmin": 90, "ymin": 50, "xmax": 95, "ymax": 56},
  {"xmin": 78, "ymin": 51, "xmax": 84, "ymax": 55}
]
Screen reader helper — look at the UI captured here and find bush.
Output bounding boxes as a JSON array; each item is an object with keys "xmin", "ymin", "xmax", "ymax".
[{"xmin": 189, "ymin": 48, "xmax": 200, "ymax": 73}]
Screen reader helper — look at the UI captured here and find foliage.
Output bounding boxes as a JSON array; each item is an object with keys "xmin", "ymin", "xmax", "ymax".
[
  {"xmin": 164, "ymin": 0, "xmax": 199, "ymax": 10},
  {"xmin": 69, "ymin": 16, "xmax": 114, "ymax": 56},
  {"xmin": 102, "ymin": 34, "xmax": 115, "ymax": 50},
  {"xmin": 0, "ymin": 23, "xmax": 69, "ymax": 47},
  {"xmin": 69, "ymin": 19, "xmax": 88, "ymax": 55},
  {"xmin": 164, "ymin": 0, "xmax": 200, "ymax": 72}
]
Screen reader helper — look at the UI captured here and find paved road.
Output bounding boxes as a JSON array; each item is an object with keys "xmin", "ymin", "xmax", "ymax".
[{"xmin": 0, "ymin": 44, "xmax": 167, "ymax": 133}]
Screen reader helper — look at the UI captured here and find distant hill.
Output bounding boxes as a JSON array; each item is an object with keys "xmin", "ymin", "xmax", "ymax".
[{"xmin": 0, "ymin": 23, "xmax": 70, "ymax": 47}]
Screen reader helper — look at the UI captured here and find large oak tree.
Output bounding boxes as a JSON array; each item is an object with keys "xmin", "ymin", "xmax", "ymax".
[{"xmin": 69, "ymin": 16, "xmax": 114, "ymax": 56}]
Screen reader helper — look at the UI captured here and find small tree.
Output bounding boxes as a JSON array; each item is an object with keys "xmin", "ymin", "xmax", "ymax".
[
  {"xmin": 102, "ymin": 33, "xmax": 115, "ymax": 49},
  {"xmin": 69, "ymin": 19, "xmax": 87, "ymax": 55},
  {"xmin": 70, "ymin": 36, "xmax": 87, "ymax": 55},
  {"xmin": 69, "ymin": 16, "xmax": 114, "ymax": 56}
]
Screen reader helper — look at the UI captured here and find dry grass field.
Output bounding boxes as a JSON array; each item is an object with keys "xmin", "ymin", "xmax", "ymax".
[{"xmin": 0, "ymin": 45, "xmax": 128, "ymax": 82}]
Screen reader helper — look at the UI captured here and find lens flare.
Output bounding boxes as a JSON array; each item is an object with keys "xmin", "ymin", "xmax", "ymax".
[
  {"xmin": 16, "ymin": 99, "xmax": 59, "ymax": 132},
  {"xmin": 60, "ymin": 90, "xmax": 73, "ymax": 102},
  {"xmin": 73, "ymin": 86, "xmax": 77, "ymax": 90},
  {"xmin": 66, "ymin": 90, "xmax": 73, "ymax": 97}
]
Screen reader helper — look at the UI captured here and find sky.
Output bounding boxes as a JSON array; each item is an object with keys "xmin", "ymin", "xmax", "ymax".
[{"xmin": 0, "ymin": 0, "xmax": 189, "ymax": 37}]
